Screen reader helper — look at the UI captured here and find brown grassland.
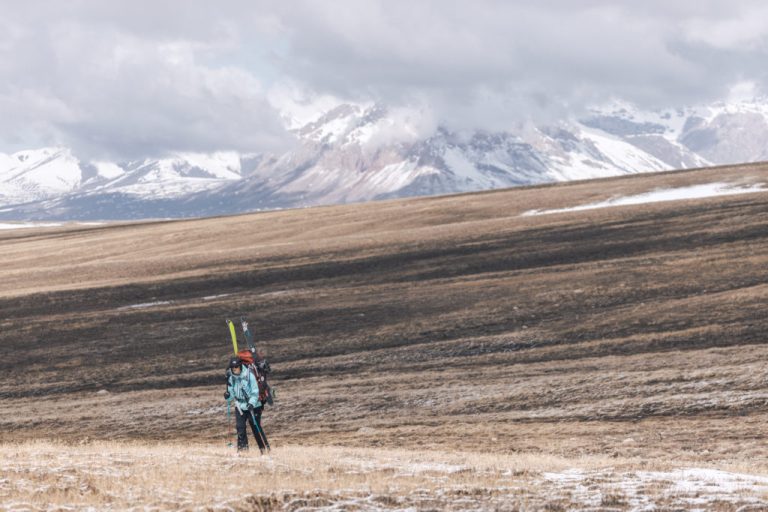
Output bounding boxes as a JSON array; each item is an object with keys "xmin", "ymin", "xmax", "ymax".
[{"xmin": 1, "ymin": 163, "xmax": 767, "ymax": 510}]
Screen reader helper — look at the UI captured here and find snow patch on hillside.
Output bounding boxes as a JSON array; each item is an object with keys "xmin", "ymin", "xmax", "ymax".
[
  {"xmin": 0, "ymin": 222, "xmax": 63, "ymax": 230},
  {"xmin": 117, "ymin": 301, "xmax": 172, "ymax": 310},
  {"xmin": 175, "ymin": 152, "xmax": 242, "ymax": 179},
  {"xmin": 444, "ymin": 147, "xmax": 497, "ymax": 188},
  {"xmin": 93, "ymin": 161, "xmax": 124, "ymax": 180},
  {"xmin": 578, "ymin": 127, "xmax": 668, "ymax": 173},
  {"xmin": 523, "ymin": 182, "xmax": 767, "ymax": 216}
]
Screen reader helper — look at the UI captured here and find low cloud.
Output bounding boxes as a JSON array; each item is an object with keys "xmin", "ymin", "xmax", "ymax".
[
  {"xmin": 0, "ymin": 1, "xmax": 294, "ymax": 160},
  {"xmin": 265, "ymin": 0, "xmax": 768, "ymax": 130},
  {"xmin": 3, "ymin": 1, "xmax": 768, "ymax": 157}
]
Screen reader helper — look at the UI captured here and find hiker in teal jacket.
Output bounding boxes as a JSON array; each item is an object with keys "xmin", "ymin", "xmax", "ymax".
[{"xmin": 225, "ymin": 356, "xmax": 269, "ymax": 452}]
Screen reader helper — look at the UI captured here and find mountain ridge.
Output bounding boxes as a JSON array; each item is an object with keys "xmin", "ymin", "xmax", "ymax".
[{"xmin": 3, "ymin": 97, "xmax": 768, "ymax": 221}]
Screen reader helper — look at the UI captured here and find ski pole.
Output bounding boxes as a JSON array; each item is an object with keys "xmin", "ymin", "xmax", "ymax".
[
  {"xmin": 250, "ymin": 409, "xmax": 270, "ymax": 452},
  {"xmin": 226, "ymin": 399, "xmax": 234, "ymax": 447}
]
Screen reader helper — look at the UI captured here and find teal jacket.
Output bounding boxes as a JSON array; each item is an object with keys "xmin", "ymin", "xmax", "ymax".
[{"xmin": 227, "ymin": 367, "xmax": 261, "ymax": 412}]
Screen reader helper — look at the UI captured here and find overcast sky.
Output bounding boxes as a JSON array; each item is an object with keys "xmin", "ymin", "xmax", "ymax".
[{"xmin": 2, "ymin": 0, "xmax": 768, "ymax": 159}]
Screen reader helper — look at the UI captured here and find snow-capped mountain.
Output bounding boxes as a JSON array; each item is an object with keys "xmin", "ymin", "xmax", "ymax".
[
  {"xmin": 0, "ymin": 149, "xmax": 245, "ymax": 207},
  {"xmin": 0, "ymin": 148, "xmax": 87, "ymax": 205},
  {"xmin": 2, "ymin": 97, "xmax": 768, "ymax": 221},
  {"xmin": 0, "ymin": 150, "xmax": 259, "ymax": 221}
]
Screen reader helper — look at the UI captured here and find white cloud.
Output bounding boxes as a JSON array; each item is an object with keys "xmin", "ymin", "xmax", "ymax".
[
  {"xmin": 681, "ymin": 7, "xmax": 768, "ymax": 50},
  {"xmin": 263, "ymin": 0, "xmax": 768, "ymax": 129},
  {"xmin": 3, "ymin": 0, "xmax": 768, "ymax": 156},
  {"xmin": 727, "ymin": 81, "xmax": 760, "ymax": 102},
  {"xmin": 0, "ymin": 1, "xmax": 293, "ymax": 159}
]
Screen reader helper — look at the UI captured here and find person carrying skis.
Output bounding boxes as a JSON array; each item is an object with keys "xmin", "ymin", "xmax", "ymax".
[{"xmin": 225, "ymin": 356, "xmax": 269, "ymax": 453}]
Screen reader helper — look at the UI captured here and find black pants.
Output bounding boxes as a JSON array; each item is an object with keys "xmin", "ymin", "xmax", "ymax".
[{"xmin": 235, "ymin": 406, "xmax": 269, "ymax": 452}]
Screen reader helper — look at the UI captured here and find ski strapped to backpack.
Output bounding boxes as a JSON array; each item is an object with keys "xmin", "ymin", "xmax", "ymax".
[
  {"xmin": 241, "ymin": 316, "xmax": 256, "ymax": 351},
  {"xmin": 240, "ymin": 317, "xmax": 275, "ymax": 406},
  {"xmin": 227, "ymin": 319, "xmax": 238, "ymax": 355},
  {"xmin": 223, "ymin": 320, "xmax": 237, "ymax": 445}
]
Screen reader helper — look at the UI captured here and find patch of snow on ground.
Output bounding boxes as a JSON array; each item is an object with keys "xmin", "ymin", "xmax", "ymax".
[
  {"xmin": 523, "ymin": 182, "xmax": 767, "ymax": 216},
  {"xmin": 117, "ymin": 301, "xmax": 172, "ymax": 310},
  {"xmin": 0, "ymin": 222, "xmax": 62, "ymax": 230},
  {"xmin": 663, "ymin": 468, "xmax": 768, "ymax": 494},
  {"xmin": 202, "ymin": 294, "xmax": 231, "ymax": 301},
  {"xmin": 541, "ymin": 467, "xmax": 768, "ymax": 511}
]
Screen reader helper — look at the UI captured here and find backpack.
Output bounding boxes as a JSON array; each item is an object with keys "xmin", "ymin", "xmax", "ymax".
[
  {"xmin": 237, "ymin": 349, "xmax": 255, "ymax": 365},
  {"xmin": 237, "ymin": 349, "xmax": 273, "ymax": 405}
]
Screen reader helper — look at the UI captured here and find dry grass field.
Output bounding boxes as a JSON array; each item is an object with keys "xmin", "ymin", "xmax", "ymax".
[
  {"xmin": 1, "ymin": 163, "xmax": 768, "ymax": 510},
  {"xmin": 4, "ymin": 441, "xmax": 768, "ymax": 511}
]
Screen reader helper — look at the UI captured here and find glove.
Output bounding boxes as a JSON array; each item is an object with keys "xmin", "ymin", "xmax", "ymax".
[{"xmin": 224, "ymin": 391, "xmax": 230, "ymax": 400}]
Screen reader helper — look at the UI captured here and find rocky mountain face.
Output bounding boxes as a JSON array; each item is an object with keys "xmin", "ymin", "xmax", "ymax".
[{"xmin": 2, "ymin": 98, "xmax": 767, "ymax": 221}]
